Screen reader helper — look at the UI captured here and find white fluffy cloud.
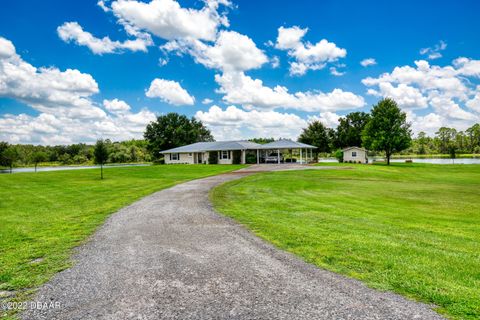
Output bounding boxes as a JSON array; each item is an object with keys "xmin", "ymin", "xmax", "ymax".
[
  {"xmin": 195, "ymin": 105, "xmax": 307, "ymax": 140},
  {"xmin": 405, "ymin": 111, "xmax": 444, "ymax": 135},
  {"xmin": 0, "ymin": 37, "xmax": 15, "ymax": 58},
  {"xmin": 363, "ymin": 58, "xmax": 480, "ymax": 131},
  {"xmin": 466, "ymin": 86, "xmax": 480, "ymax": 113},
  {"xmin": 109, "ymin": 0, "xmax": 231, "ymax": 41},
  {"xmin": 360, "ymin": 58, "xmax": 377, "ymax": 67},
  {"xmin": 146, "ymin": 78, "xmax": 195, "ymax": 105},
  {"xmin": 0, "ymin": 37, "xmax": 101, "ymax": 118},
  {"xmin": 275, "ymin": 26, "xmax": 346, "ymax": 76},
  {"xmin": 0, "ymin": 37, "xmax": 155, "ymax": 144},
  {"xmin": 57, "ymin": 21, "xmax": 153, "ymax": 54},
  {"xmin": 308, "ymin": 111, "xmax": 340, "ymax": 128},
  {"xmin": 215, "ymin": 71, "xmax": 365, "ymax": 112},
  {"xmin": 161, "ymin": 30, "xmax": 268, "ymax": 72},
  {"xmin": 366, "ymin": 82, "xmax": 428, "ymax": 109},
  {"xmin": 420, "ymin": 40, "xmax": 447, "ymax": 60},
  {"xmin": 329, "ymin": 67, "xmax": 345, "ymax": 76},
  {"xmin": 103, "ymin": 98, "xmax": 131, "ymax": 113},
  {"xmin": 453, "ymin": 57, "xmax": 480, "ymax": 78},
  {"xmin": 202, "ymin": 98, "xmax": 213, "ymax": 104}
]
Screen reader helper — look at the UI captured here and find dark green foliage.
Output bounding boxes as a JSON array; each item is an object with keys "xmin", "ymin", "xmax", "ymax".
[
  {"xmin": 334, "ymin": 149, "xmax": 344, "ymax": 163},
  {"xmin": 30, "ymin": 151, "xmax": 48, "ymax": 172},
  {"xmin": 336, "ymin": 112, "xmax": 371, "ymax": 148},
  {"xmin": 208, "ymin": 151, "xmax": 218, "ymax": 164},
  {"xmin": 362, "ymin": 98, "xmax": 412, "ymax": 164},
  {"xmin": 144, "ymin": 113, "xmax": 213, "ymax": 159},
  {"xmin": 0, "ymin": 139, "xmax": 150, "ymax": 167},
  {"xmin": 248, "ymin": 137, "xmax": 274, "ymax": 144},
  {"xmin": 435, "ymin": 127, "xmax": 458, "ymax": 154},
  {"xmin": 245, "ymin": 152, "xmax": 257, "ymax": 164},
  {"xmin": 232, "ymin": 150, "xmax": 242, "ymax": 164},
  {"xmin": 449, "ymin": 144, "xmax": 457, "ymax": 159},
  {"xmin": 0, "ymin": 145, "xmax": 19, "ymax": 173},
  {"xmin": 298, "ymin": 120, "xmax": 329, "ymax": 152},
  {"xmin": 94, "ymin": 139, "xmax": 109, "ymax": 179}
]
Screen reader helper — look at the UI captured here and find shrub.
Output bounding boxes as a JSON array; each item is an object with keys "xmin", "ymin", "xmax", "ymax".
[
  {"xmin": 153, "ymin": 159, "xmax": 165, "ymax": 165},
  {"xmin": 245, "ymin": 153, "xmax": 257, "ymax": 164},
  {"xmin": 232, "ymin": 150, "xmax": 242, "ymax": 164},
  {"xmin": 208, "ymin": 151, "xmax": 218, "ymax": 164},
  {"xmin": 334, "ymin": 149, "xmax": 344, "ymax": 163}
]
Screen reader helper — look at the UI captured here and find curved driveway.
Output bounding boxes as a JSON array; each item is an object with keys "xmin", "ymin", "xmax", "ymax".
[{"xmin": 23, "ymin": 165, "xmax": 443, "ymax": 320}]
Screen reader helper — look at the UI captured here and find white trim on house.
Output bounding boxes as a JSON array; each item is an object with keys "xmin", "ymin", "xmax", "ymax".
[{"xmin": 160, "ymin": 139, "xmax": 317, "ymax": 165}]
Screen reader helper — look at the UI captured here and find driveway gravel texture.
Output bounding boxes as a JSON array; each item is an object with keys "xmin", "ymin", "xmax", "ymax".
[{"xmin": 22, "ymin": 165, "xmax": 443, "ymax": 320}]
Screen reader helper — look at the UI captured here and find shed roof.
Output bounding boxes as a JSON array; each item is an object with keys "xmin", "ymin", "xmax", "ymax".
[
  {"xmin": 159, "ymin": 140, "xmax": 263, "ymax": 153},
  {"xmin": 257, "ymin": 139, "xmax": 316, "ymax": 149},
  {"xmin": 342, "ymin": 146, "xmax": 367, "ymax": 152}
]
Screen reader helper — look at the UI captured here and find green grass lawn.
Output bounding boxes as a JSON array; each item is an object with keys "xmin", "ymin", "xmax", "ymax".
[
  {"xmin": 0, "ymin": 164, "xmax": 243, "ymax": 318},
  {"xmin": 211, "ymin": 163, "xmax": 480, "ymax": 319}
]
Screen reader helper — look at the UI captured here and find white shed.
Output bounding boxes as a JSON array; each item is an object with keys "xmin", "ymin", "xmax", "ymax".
[{"xmin": 343, "ymin": 147, "xmax": 368, "ymax": 164}]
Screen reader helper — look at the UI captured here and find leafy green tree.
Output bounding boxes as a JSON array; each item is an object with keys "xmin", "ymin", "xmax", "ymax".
[
  {"xmin": 416, "ymin": 132, "xmax": 429, "ymax": 154},
  {"xmin": 298, "ymin": 120, "xmax": 330, "ymax": 153},
  {"xmin": 94, "ymin": 139, "xmax": 109, "ymax": 179},
  {"xmin": 31, "ymin": 151, "xmax": 48, "ymax": 172},
  {"xmin": 466, "ymin": 123, "xmax": 480, "ymax": 152},
  {"xmin": 334, "ymin": 149, "xmax": 344, "ymax": 163},
  {"xmin": 0, "ymin": 142, "xmax": 8, "ymax": 160},
  {"xmin": 0, "ymin": 145, "xmax": 19, "ymax": 173},
  {"xmin": 336, "ymin": 112, "xmax": 371, "ymax": 148},
  {"xmin": 435, "ymin": 127, "xmax": 457, "ymax": 154},
  {"xmin": 144, "ymin": 113, "xmax": 214, "ymax": 159},
  {"xmin": 448, "ymin": 143, "xmax": 457, "ymax": 162},
  {"xmin": 362, "ymin": 98, "xmax": 412, "ymax": 165}
]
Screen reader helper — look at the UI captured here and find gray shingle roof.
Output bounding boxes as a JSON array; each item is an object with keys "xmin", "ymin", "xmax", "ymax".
[
  {"xmin": 159, "ymin": 140, "xmax": 263, "ymax": 153},
  {"xmin": 342, "ymin": 146, "xmax": 367, "ymax": 152},
  {"xmin": 160, "ymin": 139, "xmax": 316, "ymax": 154},
  {"xmin": 258, "ymin": 139, "xmax": 316, "ymax": 149}
]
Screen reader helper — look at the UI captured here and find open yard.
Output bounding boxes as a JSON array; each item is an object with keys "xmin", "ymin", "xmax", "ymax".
[
  {"xmin": 0, "ymin": 164, "xmax": 243, "ymax": 317},
  {"xmin": 211, "ymin": 163, "xmax": 480, "ymax": 319}
]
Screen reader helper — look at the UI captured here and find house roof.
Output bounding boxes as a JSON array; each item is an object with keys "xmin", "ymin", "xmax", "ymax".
[
  {"xmin": 159, "ymin": 139, "xmax": 316, "ymax": 153},
  {"xmin": 159, "ymin": 140, "xmax": 263, "ymax": 153},
  {"xmin": 342, "ymin": 146, "xmax": 367, "ymax": 152},
  {"xmin": 257, "ymin": 139, "xmax": 316, "ymax": 149}
]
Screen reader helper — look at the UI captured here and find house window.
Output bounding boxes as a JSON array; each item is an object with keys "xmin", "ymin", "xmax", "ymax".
[
  {"xmin": 170, "ymin": 153, "xmax": 179, "ymax": 160},
  {"xmin": 188, "ymin": 153, "xmax": 192, "ymax": 156},
  {"xmin": 352, "ymin": 151, "xmax": 357, "ymax": 157},
  {"xmin": 220, "ymin": 150, "xmax": 230, "ymax": 159}
]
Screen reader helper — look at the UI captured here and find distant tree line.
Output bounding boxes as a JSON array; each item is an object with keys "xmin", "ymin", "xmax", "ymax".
[
  {"xmin": 298, "ymin": 98, "xmax": 480, "ymax": 162},
  {"xmin": 405, "ymin": 124, "xmax": 480, "ymax": 155},
  {"xmin": 3, "ymin": 101, "xmax": 479, "ymax": 169},
  {"xmin": 0, "ymin": 139, "xmax": 151, "ymax": 169}
]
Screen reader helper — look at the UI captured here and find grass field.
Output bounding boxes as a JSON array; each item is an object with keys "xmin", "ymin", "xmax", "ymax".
[
  {"xmin": 0, "ymin": 164, "xmax": 243, "ymax": 318},
  {"xmin": 211, "ymin": 163, "xmax": 480, "ymax": 319}
]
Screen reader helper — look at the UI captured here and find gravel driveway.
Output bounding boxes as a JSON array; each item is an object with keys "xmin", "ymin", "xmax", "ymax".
[{"xmin": 22, "ymin": 165, "xmax": 443, "ymax": 320}]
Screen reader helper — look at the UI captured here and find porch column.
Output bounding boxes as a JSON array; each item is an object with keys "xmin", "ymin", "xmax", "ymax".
[
  {"xmin": 277, "ymin": 149, "xmax": 280, "ymax": 164},
  {"xmin": 256, "ymin": 149, "xmax": 259, "ymax": 164},
  {"xmin": 300, "ymin": 148, "xmax": 303, "ymax": 164}
]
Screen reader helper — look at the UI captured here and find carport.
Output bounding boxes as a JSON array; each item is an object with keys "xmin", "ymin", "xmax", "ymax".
[{"xmin": 255, "ymin": 139, "xmax": 317, "ymax": 164}]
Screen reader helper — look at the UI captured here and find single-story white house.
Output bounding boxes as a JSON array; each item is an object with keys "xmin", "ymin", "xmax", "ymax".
[
  {"xmin": 343, "ymin": 147, "xmax": 368, "ymax": 163},
  {"xmin": 160, "ymin": 139, "xmax": 317, "ymax": 164}
]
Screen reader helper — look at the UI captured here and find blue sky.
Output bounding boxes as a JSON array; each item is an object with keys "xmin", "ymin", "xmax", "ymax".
[{"xmin": 0, "ymin": 0, "xmax": 479, "ymax": 144}]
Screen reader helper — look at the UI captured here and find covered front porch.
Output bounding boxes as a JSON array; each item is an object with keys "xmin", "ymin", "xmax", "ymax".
[{"xmin": 254, "ymin": 140, "xmax": 317, "ymax": 164}]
